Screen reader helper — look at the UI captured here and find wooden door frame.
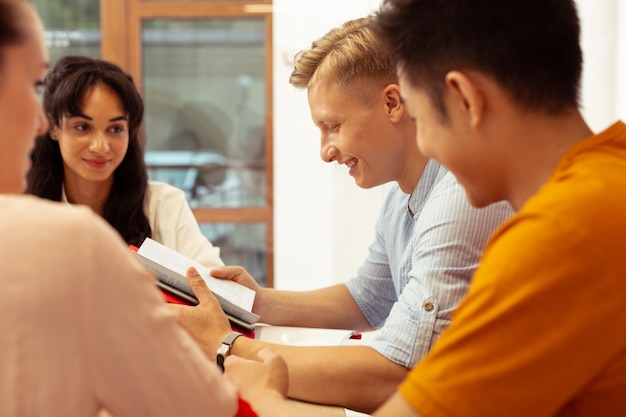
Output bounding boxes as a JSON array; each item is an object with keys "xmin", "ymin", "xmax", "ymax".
[{"xmin": 101, "ymin": 1, "xmax": 274, "ymax": 286}]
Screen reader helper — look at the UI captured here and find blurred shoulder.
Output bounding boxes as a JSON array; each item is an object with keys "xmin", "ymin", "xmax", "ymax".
[
  {"xmin": 0, "ymin": 194, "xmax": 95, "ymax": 226},
  {"xmin": 0, "ymin": 194, "xmax": 124, "ymax": 253}
]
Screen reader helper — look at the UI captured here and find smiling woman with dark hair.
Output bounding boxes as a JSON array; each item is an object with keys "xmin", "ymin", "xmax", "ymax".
[
  {"xmin": 27, "ymin": 56, "xmax": 150, "ymax": 245},
  {"xmin": 26, "ymin": 55, "xmax": 224, "ymax": 268}
]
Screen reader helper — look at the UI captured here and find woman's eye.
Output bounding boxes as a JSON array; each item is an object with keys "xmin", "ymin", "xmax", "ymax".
[
  {"xmin": 110, "ymin": 125, "xmax": 126, "ymax": 134},
  {"xmin": 328, "ymin": 124, "xmax": 339, "ymax": 132},
  {"xmin": 74, "ymin": 124, "xmax": 88, "ymax": 132}
]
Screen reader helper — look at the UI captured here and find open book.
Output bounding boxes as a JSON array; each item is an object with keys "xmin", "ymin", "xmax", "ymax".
[{"xmin": 133, "ymin": 238, "xmax": 260, "ymax": 332}]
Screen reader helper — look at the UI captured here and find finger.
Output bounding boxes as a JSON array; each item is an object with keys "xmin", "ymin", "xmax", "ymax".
[
  {"xmin": 256, "ymin": 346, "xmax": 280, "ymax": 363},
  {"xmin": 223, "ymin": 354, "xmax": 254, "ymax": 368},
  {"xmin": 210, "ymin": 265, "xmax": 243, "ymax": 281},
  {"xmin": 185, "ymin": 267, "xmax": 215, "ymax": 304},
  {"xmin": 223, "ymin": 355, "xmax": 260, "ymax": 381},
  {"xmin": 208, "ymin": 266, "xmax": 228, "ymax": 279}
]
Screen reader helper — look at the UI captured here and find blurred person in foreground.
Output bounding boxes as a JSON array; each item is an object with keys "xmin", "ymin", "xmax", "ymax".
[{"xmin": 0, "ymin": 1, "xmax": 256, "ymax": 416}]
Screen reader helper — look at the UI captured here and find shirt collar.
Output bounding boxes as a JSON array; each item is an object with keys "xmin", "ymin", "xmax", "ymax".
[{"xmin": 407, "ymin": 159, "xmax": 448, "ymax": 219}]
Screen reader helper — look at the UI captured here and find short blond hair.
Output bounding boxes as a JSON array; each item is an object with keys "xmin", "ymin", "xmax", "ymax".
[{"xmin": 289, "ymin": 16, "xmax": 396, "ymax": 100}]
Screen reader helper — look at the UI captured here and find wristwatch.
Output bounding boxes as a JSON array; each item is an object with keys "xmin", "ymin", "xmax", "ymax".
[{"xmin": 216, "ymin": 331, "xmax": 244, "ymax": 372}]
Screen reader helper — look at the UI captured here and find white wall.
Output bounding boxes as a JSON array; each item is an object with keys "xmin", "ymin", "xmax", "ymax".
[
  {"xmin": 272, "ymin": 0, "xmax": 626, "ymax": 290},
  {"xmin": 576, "ymin": 0, "xmax": 623, "ymax": 131},
  {"xmin": 273, "ymin": 0, "xmax": 386, "ymax": 290},
  {"xmin": 616, "ymin": 0, "xmax": 626, "ymax": 120}
]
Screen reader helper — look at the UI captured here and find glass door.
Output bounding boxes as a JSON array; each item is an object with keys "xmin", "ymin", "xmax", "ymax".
[
  {"xmin": 33, "ymin": 0, "xmax": 101, "ymax": 64},
  {"xmin": 141, "ymin": 17, "xmax": 270, "ymax": 285},
  {"xmin": 127, "ymin": 1, "xmax": 274, "ymax": 287}
]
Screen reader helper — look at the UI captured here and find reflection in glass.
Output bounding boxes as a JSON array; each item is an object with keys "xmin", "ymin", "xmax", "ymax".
[
  {"xmin": 142, "ymin": 19, "xmax": 267, "ymax": 210},
  {"xmin": 200, "ymin": 223, "xmax": 267, "ymax": 287},
  {"xmin": 32, "ymin": 0, "xmax": 101, "ymax": 63}
]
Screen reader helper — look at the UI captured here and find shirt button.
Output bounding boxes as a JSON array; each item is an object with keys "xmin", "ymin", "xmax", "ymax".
[{"xmin": 423, "ymin": 301, "xmax": 434, "ymax": 311}]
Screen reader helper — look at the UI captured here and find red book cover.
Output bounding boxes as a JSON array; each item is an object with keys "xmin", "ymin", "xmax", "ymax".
[{"xmin": 161, "ymin": 288, "xmax": 192, "ymax": 305}]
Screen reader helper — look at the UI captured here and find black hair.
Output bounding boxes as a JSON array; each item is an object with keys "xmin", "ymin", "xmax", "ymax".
[
  {"xmin": 372, "ymin": 0, "xmax": 583, "ymax": 119},
  {"xmin": 26, "ymin": 55, "xmax": 152, "ymax": 246},
  {"xmin": 0, "ymin": 0, "xmax": 29, "ymax": 68}
]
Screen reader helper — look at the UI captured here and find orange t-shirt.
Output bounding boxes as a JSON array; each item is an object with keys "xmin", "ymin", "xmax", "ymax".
[{"xmin": 400, "ymin": 121, "xmax": 626, "ymax": 417}]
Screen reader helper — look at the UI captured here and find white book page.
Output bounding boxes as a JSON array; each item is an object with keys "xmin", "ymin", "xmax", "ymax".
[{"xmin": 137, "ymin": 238, "xmax": 255, "ymax": 312}]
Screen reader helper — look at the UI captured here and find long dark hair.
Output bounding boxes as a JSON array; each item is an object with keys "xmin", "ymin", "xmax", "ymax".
[{"xmin": 26, "ymin": 55, "xmax": 152, "ymax": 246}]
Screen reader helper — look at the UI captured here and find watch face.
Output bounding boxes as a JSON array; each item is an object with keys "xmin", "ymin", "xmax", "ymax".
[
  {"xmin": 216, "ymin": 346, "xmax": 228, "ymax": 372},
  {"xmin": 217, "ymin": 354, "xmax": 226, "ymax": 372}
]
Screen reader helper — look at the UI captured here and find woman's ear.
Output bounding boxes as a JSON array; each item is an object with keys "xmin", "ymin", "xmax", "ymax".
[
  {"xmin": 444, "ymin": 70, "xmax": 485, "ymax": 129},
  {"xmin": 49, "ymin": 126, "xmax": 60, "ymax": 141},
  {"xmin": 383, "ymin": 84, "xmax": 404, "ymax": 123}
]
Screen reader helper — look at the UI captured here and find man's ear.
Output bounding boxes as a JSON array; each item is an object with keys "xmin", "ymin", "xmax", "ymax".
[
  {"xmin": 444, "ymin": 71, "xmax": 484, "ymax": 129},
  {"xmin": 383, "ymin": 84, "xmax": 404, "ymax": 123}
]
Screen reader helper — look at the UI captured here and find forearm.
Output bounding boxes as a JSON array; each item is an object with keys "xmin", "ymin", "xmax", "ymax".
[
  {"xmin": 280, "ymin": 344, "xmax": 408, "ymax": 413},
  {"xmin": 230, "ymin": 339, "xmax": 406, "ymax": 412},
  {"xmin": 373, "ymin": 393, "xmax": 423, "ymax": 417},
  {"xmin": 243, "ymin": 392, "xmax": 329, "ymax": 417},
  {"xmin": 248, "ymin": 394, "xmax": 417, "ymax": 417},
  {"xmin": 255, "ymin": 284, "xmax": 371, "ymax": 330}
]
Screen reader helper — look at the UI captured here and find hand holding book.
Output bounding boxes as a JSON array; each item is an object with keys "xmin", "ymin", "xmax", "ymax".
[
  {"xmin": 169, "ymin": 266, "xmax": 238, "ymax": 356},
  {"xmin": 209, "ymin": 265, "xmax": 263, "ymax": 295},
  {"xmin": 131, "ymin": 238, "xmax": 260, "ymax": 332}
]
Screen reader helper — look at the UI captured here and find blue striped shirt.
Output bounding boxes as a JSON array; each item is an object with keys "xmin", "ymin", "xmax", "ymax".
[{"xmin": 345, "ymin": 160, "xmax": 513, "ymax": 367}]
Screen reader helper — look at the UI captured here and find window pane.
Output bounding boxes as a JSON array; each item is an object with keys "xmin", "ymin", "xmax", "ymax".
[
  {"xmin": 200, "ymin": 223, "xmax": 267, "ymax": 287},
  {"xmin": 142, "ymin": 19, "xmax": 267, "ymax": 209},
  {"xmin": 32, "ymin": 0, "xmax": 101, "ymax": 63}
]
